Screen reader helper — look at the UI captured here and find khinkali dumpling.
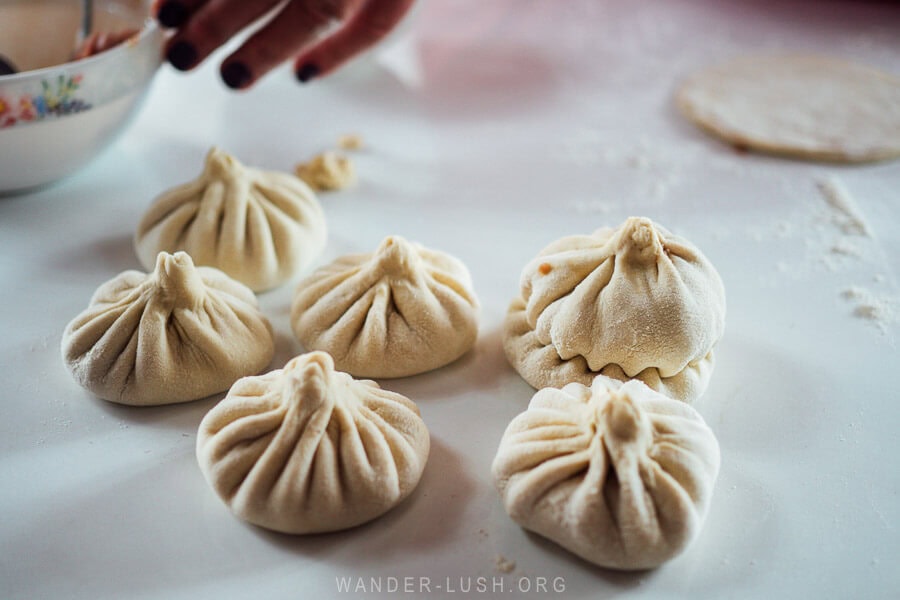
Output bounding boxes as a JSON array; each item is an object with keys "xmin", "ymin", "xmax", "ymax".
[
  {"xmin": 61, "ymin": 251, "xmax": 275, "ymax": 406},
  {"xmin": 134, "ymin": 147, "xmax": 327, "ymax": 292},
  {"xmin": 504, "ymin": 217, "xmax": 725, "ymax": 402},
  {"xmin": 196, "ymin": 351, "xmax": 430, "ymax": 534},
  {"xmin": 492, "ymin": 376, "xmax": 720, "ymax": 570},
  {"xmin": 291, "ymin": 236, "xmax": 479, "ymax": 378}
]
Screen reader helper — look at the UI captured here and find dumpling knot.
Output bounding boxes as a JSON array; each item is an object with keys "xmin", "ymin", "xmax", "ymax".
[
  {"xmin": 202, "ymin": 146, "xmax": 243, "ymax": 181},
  {"xmin": 617, "ymin": 216, "xmax": 662, "ymax": 264},
  {"xmin": 284, "ymin": 351, "xmax": 335, "ymax": 411},
  {"xmin": 599, "ymin": 388, "xmax": 647, "ymax": 441},
  {"xmin": 153, "ymin": 251, "xmax": 205, "ymax": 307},
  {"xmin": 375, "ymin": 236, "xmax": 420, "ymax": 278}
]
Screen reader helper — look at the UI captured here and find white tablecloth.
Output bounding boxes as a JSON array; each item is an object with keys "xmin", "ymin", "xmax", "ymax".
[{"xmin": 2, "ymin": 1, "xmax": 899, "ymax": 598}]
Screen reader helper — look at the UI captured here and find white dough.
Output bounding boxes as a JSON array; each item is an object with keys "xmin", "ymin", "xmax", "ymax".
[{"xmin": 677, "ymin": 55, "xmax": 900, "ymax": 163}]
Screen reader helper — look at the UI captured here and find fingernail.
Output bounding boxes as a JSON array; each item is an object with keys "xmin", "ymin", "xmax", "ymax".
[
  {"xmin": 221, "ymin": 62, "xmax": 252, "ymax": 90},
  {"xmin": 157, "ymin": 1, "xmax": 188, "ymax": 28},
  {"xmin": 296, "ymin": 63, "xmax": 320, "ymax": 83},
  {"xmin": 167, "ymin": 40, "xmax": 197, "ymax": 71},
  {"xmin": 0, "ymin": 53, "xmax": 18, "ymax": 76}
]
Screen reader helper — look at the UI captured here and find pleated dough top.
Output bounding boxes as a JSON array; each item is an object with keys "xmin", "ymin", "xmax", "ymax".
[
  {"xmin": 134, "ymin": 147, "xmax": 327, "ymax": 292},
  {"xmin": 291, "ymin": 236, "xmax": 480, "ymax": 378},
  {"xmin": 61, "ymin": 251, "xmax": 275, "ymax": 406},
  {"xmin": 196, "ymin": 351, "xmax": 430, "ymax": 534}
]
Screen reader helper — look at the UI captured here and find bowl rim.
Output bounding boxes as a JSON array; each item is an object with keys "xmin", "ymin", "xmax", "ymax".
[{"xmin": 0, "ymin": 17, "xmax": 160, "ymax": 85}]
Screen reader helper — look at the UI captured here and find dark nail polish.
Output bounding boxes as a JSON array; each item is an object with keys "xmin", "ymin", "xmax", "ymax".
[
  {"xmin": 0, "ymin": 53, "xmax": 18, "ymax": 76},
  {"xmin": 221, "ymin": 62, "xmax": 252, "ymax": 90},
  {"xmin": 167, "ymin": 40, "xmax": 197, "ymax": 71},
  {"xmin": 296, "ymin": 63, "xmax": 320, "ymax": 83},
  {"xmin": 157, "ymin": 1, "xmax": 188, "ymax": 28}
]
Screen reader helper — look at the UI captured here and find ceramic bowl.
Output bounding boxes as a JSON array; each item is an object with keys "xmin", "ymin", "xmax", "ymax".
[{"xmin": 0, "ymin": 0, "xmax": 162, "ymax": 193}]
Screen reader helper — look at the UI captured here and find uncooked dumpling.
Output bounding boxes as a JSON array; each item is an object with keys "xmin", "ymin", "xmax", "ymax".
[
  {"xmin": 134, "ymin": 147, "xmax": 327, "ymax": 292},
  {"xmin": 61, "ymin": 251, "xmax": 275, "ymax": 406},
  {"xmin": 492, "ymin": 376, "xmax": 720, "ymax": 570},
  {"xmin": 677, "ymin": 54, "xmax": 900, "ymax": 163},
  {"xmin": 196, "ymin": 351, "xmax": 430, "ymax": 534},
  {"xmin": 291, "ymin": 236, "xmax": 479, "ymax": 378},
  {"xmin": 503, "ymin": 216, "xmax": 725, "ymax": 403}
]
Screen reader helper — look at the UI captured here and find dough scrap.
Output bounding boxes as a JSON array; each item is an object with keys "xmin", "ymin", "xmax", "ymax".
[
  {"xmin": 196, "ymin": 351, "xmax": 430, "ymax": 534},
  {"xmin": 134, "ymin": 147, "xmax": 327, "ymax": 292},
  {"xmin": 503, "ymin": 217, "xmax": 725, "ymax": 403},
  {"xmin": 295, "ymin": 151, "xmax": 356, "ymax": 192},
  {"xmin": 61, "ymin": 251, "xmax": 274, "ymax": 406},
  {"xmin": 677, "ymin": 54, "xmax": 900, "ymax": 163},
  {"xmin": 492, "ymin": 376, "xmax": 720, "ymax": 570},
  {"xmin": 337, "ymin": 134, "xmax": 365, "ymax": 151},
  {"xmin": 292, "ymin": 236, "xmax": 480, "ymax": 378}
]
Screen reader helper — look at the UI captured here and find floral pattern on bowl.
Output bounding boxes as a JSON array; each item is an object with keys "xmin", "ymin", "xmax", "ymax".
[
  {"xmin": 0, "ymin": 18, "xmax": 162, "ymax": 132},
  {"xmin": 0, "ymin": 15, "xmax": 162, "ymax": 192},
  {"xmin": 0, "ymin": 74, "xmax": 92, "ymax": 128}
]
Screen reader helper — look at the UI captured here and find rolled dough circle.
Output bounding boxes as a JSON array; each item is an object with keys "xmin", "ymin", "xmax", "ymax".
[{"xmin": 676, "ymin": 55, "xmax": 900, "ymax": 163}]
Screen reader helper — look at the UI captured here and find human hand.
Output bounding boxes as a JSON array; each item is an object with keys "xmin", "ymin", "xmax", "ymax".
[
  {"xmin": 72, "ymin": 29, "xmax": 141, "ymax": 61},
  {"xmin": 152, "ymin": 0, "xmax": 415, "ymax": 89}
]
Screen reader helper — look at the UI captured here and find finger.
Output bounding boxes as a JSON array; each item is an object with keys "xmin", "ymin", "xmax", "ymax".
[
  {"xmin": 220, "ymin": 0, "xmax": 356, "ymax": 89},
  {"xmin": 73, "ymin": 32, "xmax": 102, "ymax": 61},
  {"xmin": 73, "ymin": 29, "xmax": 141, "ymax": 59},
  {"xmin": 292, "ymin": 0, "xmax": 414, "ymax": 81},
  {"xmin": 164, "ymin": 0, "xmax": 282, "ymax": 72},
  {"xmin": 152, "ymin": 0, "xmax": 208, "ymax": 29}
]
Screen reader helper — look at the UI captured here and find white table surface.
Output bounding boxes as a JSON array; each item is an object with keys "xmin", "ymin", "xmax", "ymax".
[{"xmin": 2, "ymin": 1, "xmax": 899, "ymax": 598}]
